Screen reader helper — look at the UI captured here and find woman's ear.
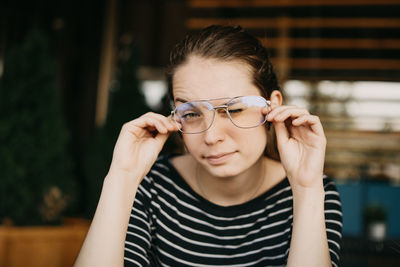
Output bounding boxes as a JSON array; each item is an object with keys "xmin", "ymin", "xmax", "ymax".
[{"xmin": 269, "ymin": 90, "xmax": 283, "ymax": 107}]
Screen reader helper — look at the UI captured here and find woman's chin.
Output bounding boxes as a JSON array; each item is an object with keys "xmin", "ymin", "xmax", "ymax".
[{"xmin": 202, "ymin": 163, "xmax": 243, "ymax": 178}]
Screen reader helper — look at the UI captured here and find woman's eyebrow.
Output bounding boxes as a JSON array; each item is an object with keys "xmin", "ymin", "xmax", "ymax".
[{"xmin": 175, "ymin": 97, "xmax": 188, "ymax": 103}]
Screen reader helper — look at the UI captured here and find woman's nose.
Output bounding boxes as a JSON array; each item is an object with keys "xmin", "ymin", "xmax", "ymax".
[{"xmin": 203, "ymin": 112, "xmax": 228, "ymax": 145}]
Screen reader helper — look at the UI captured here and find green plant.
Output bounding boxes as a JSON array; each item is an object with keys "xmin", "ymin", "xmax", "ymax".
[
  {"xmin": 0, "ymin": 30, "xmax": 77, "ymax": 225},
  {"xmin": 364, "ymin": 204, "xmax": 387, "ymax": 224}
]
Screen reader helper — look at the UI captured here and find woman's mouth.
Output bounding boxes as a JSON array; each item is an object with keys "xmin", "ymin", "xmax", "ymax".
[{"xmin": 204, "ymin": 152, "xmax": 236, "ymax": 165}]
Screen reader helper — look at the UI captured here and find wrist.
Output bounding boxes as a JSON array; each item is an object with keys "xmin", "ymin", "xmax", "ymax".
[
  {"xmin": 290, "ymin": 179, "xmax": 325, "ymax": 204},
  {"xmin": 100, "ymin": 169, "xmax": 143, "ymax": 215},
  {"xmin": 292, "ymin": 187, "xmax": 325, "ymax": 212},
  {"xmin": 105, "ymin": 167, "xmax": 143, "ymax": 189},
  {"xmin": 288, "ymin": 173, "xmax": 324, "ymax": 194}
]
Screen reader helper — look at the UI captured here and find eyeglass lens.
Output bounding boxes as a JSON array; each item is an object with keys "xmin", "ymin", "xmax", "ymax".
[{"xmin": 173, "ymin": 96, "xmax": 268, "ymax": 134}]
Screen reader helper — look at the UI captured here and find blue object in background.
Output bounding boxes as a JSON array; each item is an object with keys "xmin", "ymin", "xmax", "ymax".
[
  {"xmin": 336, "ymin": 181, "xmax": 363, "ymax": 236},
  {"xmin": 336, "ymin": 179, "xmax": 400, "ymax": 238}
]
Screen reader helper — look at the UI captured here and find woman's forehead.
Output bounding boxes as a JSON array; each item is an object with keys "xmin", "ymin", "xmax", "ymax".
[{"xmin": 172, "ymin": 56, "xmax": 259, "ymax": 101}]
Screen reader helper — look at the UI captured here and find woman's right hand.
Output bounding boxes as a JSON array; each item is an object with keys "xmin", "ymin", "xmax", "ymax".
[
  {"xmin": 108, "ymin": 112, "xmax": 180, "ymax": 182},
  {"xmin": 75, "ymin": 112, "xmax": 179, "ymax": 267}
]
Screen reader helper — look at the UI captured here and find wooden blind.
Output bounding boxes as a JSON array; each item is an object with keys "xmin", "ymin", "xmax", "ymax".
[
  {"xmin": 186, "ymin": 0, "xmax": 400, "ymax": 181},
  {"xmin": 186, "ymin": 0, "xmax": 400, "ymax": 82}
]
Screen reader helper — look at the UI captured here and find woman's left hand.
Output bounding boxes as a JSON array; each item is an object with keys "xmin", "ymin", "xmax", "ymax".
[{"xmin": 266, "ymin": 105, "xmax": 327, "ymax": 190}]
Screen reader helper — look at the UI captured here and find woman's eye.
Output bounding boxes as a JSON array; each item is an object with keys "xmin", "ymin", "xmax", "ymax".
[
  {"xmin": 228, "ymin": 108, "xmax": 243, "ymax": 114},
  {"xmin": 182, "ymin": 112, "xmax": 200, "ymax": 119}
]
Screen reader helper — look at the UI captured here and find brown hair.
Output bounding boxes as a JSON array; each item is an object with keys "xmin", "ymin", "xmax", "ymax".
[{"xmin": 166, "ymin": 25, "xmax": 281, "ymax": 161}]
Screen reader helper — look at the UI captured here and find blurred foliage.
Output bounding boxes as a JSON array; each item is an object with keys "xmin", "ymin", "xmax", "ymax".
[
  {"xmin": 83, "ymin": 44, "xmax": 150, "ymax": 217},
  {"xmin": 0, "ymin": 30, "xmax": 77, "ymax": 225},
  {"xmin": 364, "ymin": 204, "xmax": 387, "ymax": 224}
]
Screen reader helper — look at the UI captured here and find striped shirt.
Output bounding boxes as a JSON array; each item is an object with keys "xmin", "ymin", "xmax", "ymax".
[{"xmin": 124, "ymin": 154, "xmax": 342, "ymax": 266}]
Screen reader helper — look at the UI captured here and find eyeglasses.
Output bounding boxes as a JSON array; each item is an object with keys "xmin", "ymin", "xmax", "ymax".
[{"xmin": 171, "ymin": 95, "xmax": 270, "ymax": 134}]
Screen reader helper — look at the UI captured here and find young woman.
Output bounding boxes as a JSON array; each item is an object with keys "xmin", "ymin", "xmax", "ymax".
[{"xmin": 75, "ymin": 25, "xmax": 342, "ymax": 267}]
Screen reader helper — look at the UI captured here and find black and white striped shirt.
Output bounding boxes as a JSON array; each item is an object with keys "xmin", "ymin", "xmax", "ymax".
[{"xmin": 124, "ymin": 154, "xmax": 342, "ymax": 266}]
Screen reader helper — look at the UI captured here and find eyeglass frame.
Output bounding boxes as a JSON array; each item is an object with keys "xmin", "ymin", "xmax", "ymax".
[{"xmin": 170, "ymin": 95, "xmax": 271, "ymax": 134}]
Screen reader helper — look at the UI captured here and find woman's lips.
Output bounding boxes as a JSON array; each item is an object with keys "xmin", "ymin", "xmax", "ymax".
[{"xmin": 204, "ymin": 152, "xmax": 236, "ymax": 165}]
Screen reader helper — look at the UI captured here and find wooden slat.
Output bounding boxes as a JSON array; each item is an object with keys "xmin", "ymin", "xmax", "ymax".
[
  {"xmin": 321, "ymin": 117, "xmax": 400, "ymax": 123},
  {"xmin": 327, "ymin": 142, "xmax": 400, "ymax": 152},
  {"xmin": 323, "ymin": 165, "xmax": 370, "ymax": 180},
  {"xmin": 261, "ymin": 38, "xmax": 400, "ymax": 49},
  {"xmin": 325, "ymin": 130, "xmax": 400, "ymax": 138},
  {"xmin": 326, "ymin": 157, "xmax": 399, "ymax": 163},
  {"xmin": 269, "ymin": 58, "xmax": 400, "ymax": 70},
  {"xmin": 325, "ymin": 155, "xmax": 400, "ymax": 165},
  {"xmin": 325, "ymin": 130, "xmax": 400, "ymax": 152},
  {"xmin": 327, "ymin": 141, "xmax": 400, "ymax": 152},
  {"xmin": 288, "ymin": 98, "xmax": 400, "ymax": 104},
  {"xmin": 189, "ymin": 0, "xmax": 400, "ymax": 8},
  {"xmin": 327, "ymin": 144, "xmax": 400, "ymax": 153},
  {"xmin": 321, "ymin": 117, "xmax": 400, "ymax": 125},
  {"xmin": 288, "ymin": 75, "xmax": 400, "ymax": 81},
  {"xmin": 324, "ymin": 167, "xmax": 360, "ymax": 180},
  {"xmin": 96, "ymin": 0, "xmax": 118, "ymax": 127},
  {"xmin": 187, "ymin": 18, "xmax": 400, "ymax": 29}
]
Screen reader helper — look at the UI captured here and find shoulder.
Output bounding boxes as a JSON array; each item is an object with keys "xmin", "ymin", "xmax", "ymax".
[
  {"xmin": 134, "ymin": 155, "xmax": 177, "ymax": 204},
  {"xmin": 136, "ymin": 153, "xmax": 200, "ymax": 207},
  {"xmin": 140, "ymin": 153, "xmax": 192, "ymax": 191},
  {"xmin": 144, "ymin": 154, "xmax": 175, "ymax": 181}
]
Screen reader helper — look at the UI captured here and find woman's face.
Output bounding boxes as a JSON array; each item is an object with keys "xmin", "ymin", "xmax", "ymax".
[{"xmin": 172, "ymin": 56, "xmax": 268, "ymax": 178}]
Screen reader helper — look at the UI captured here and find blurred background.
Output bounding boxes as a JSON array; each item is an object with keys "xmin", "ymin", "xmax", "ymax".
[{"xmin": 0, "ymin": 0, "xmax": 400, "ymax": 266}]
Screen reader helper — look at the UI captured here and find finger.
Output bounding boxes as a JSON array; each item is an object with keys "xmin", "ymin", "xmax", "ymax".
[
  {"xmin": 157, "ymin": 116, "xmax": 176, "ymax": 132},
  {"xmin": 267, "ymin": 105, "xmax": 298, "ymax": 115},
  {"xmin": 131, "ymin": 116, "xmax": 169, "ymax": 135},
  {"xmin": 292, "ymin": 115, "xmax": 325, "ymax": 136},
  {"xmin": 266, "ymin": 105, "xmax": 294, "ymax": 120},
  {"xmin": 147, "ymin": 118, "xmax": 170, "ymax": 134},
  {"xmin": 134, "ymin": 112, "xmax": 177, "ymax": 133},
  {"xmin": 146, "ymin": 112, "xmax": 181, "ymax": 132},
  {"xmin": 142, "ymin": 112, "xmax": 177, "ymax": 131},
  {"xmin": 168, "ymin": 114, "xmax": 182, "ymax": 131},
  {"xmin": 268, "ymin": 106, "xmax": 308, "ymax": 119},
  {"xmin": 268, "ymin": 107, "xmax": 309, "ymax": 122}
]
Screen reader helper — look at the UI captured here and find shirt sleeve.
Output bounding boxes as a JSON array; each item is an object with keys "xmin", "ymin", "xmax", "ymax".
[
  {"xmin": 124, "ymin": 176, "xmax": 154, "ymax": 266},
  {"xmin": 323, "ymin": 177, "xmax": 343, "ymax": 267}
]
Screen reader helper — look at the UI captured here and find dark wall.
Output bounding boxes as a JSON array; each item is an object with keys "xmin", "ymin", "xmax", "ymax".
[{"xmin": 118, "ymin": 0, "xmax": 187, "ymax": 67}]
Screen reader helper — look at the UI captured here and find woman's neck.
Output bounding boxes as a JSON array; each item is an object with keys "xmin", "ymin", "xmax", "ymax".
[
  {"xmin": 195, "ymin": 157, "xmax": 267, "ymax": 206},
  {"xmin": 171, "ymin": 154, "xmax": 286, "ymax": 207}
]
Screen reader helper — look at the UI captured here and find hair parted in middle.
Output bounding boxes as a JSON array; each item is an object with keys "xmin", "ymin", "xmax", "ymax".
[{"xmin": 166, "ymin": 25, "xmax": 281, "ymax": 161}]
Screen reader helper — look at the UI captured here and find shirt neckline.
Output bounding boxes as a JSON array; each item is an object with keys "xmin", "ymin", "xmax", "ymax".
[{"xmin": 161, "ymin": 154, "xmax": 290, "ymax": 214}]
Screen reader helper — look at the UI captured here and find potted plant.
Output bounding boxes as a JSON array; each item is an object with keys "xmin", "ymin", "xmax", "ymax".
[
  {"xmin": 364, "ymin": 203, "xmax": 387, "ymax": 241},
  {"xmin": 0, "ymin": 30, "xmax": 88, "ymax": 267}
]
